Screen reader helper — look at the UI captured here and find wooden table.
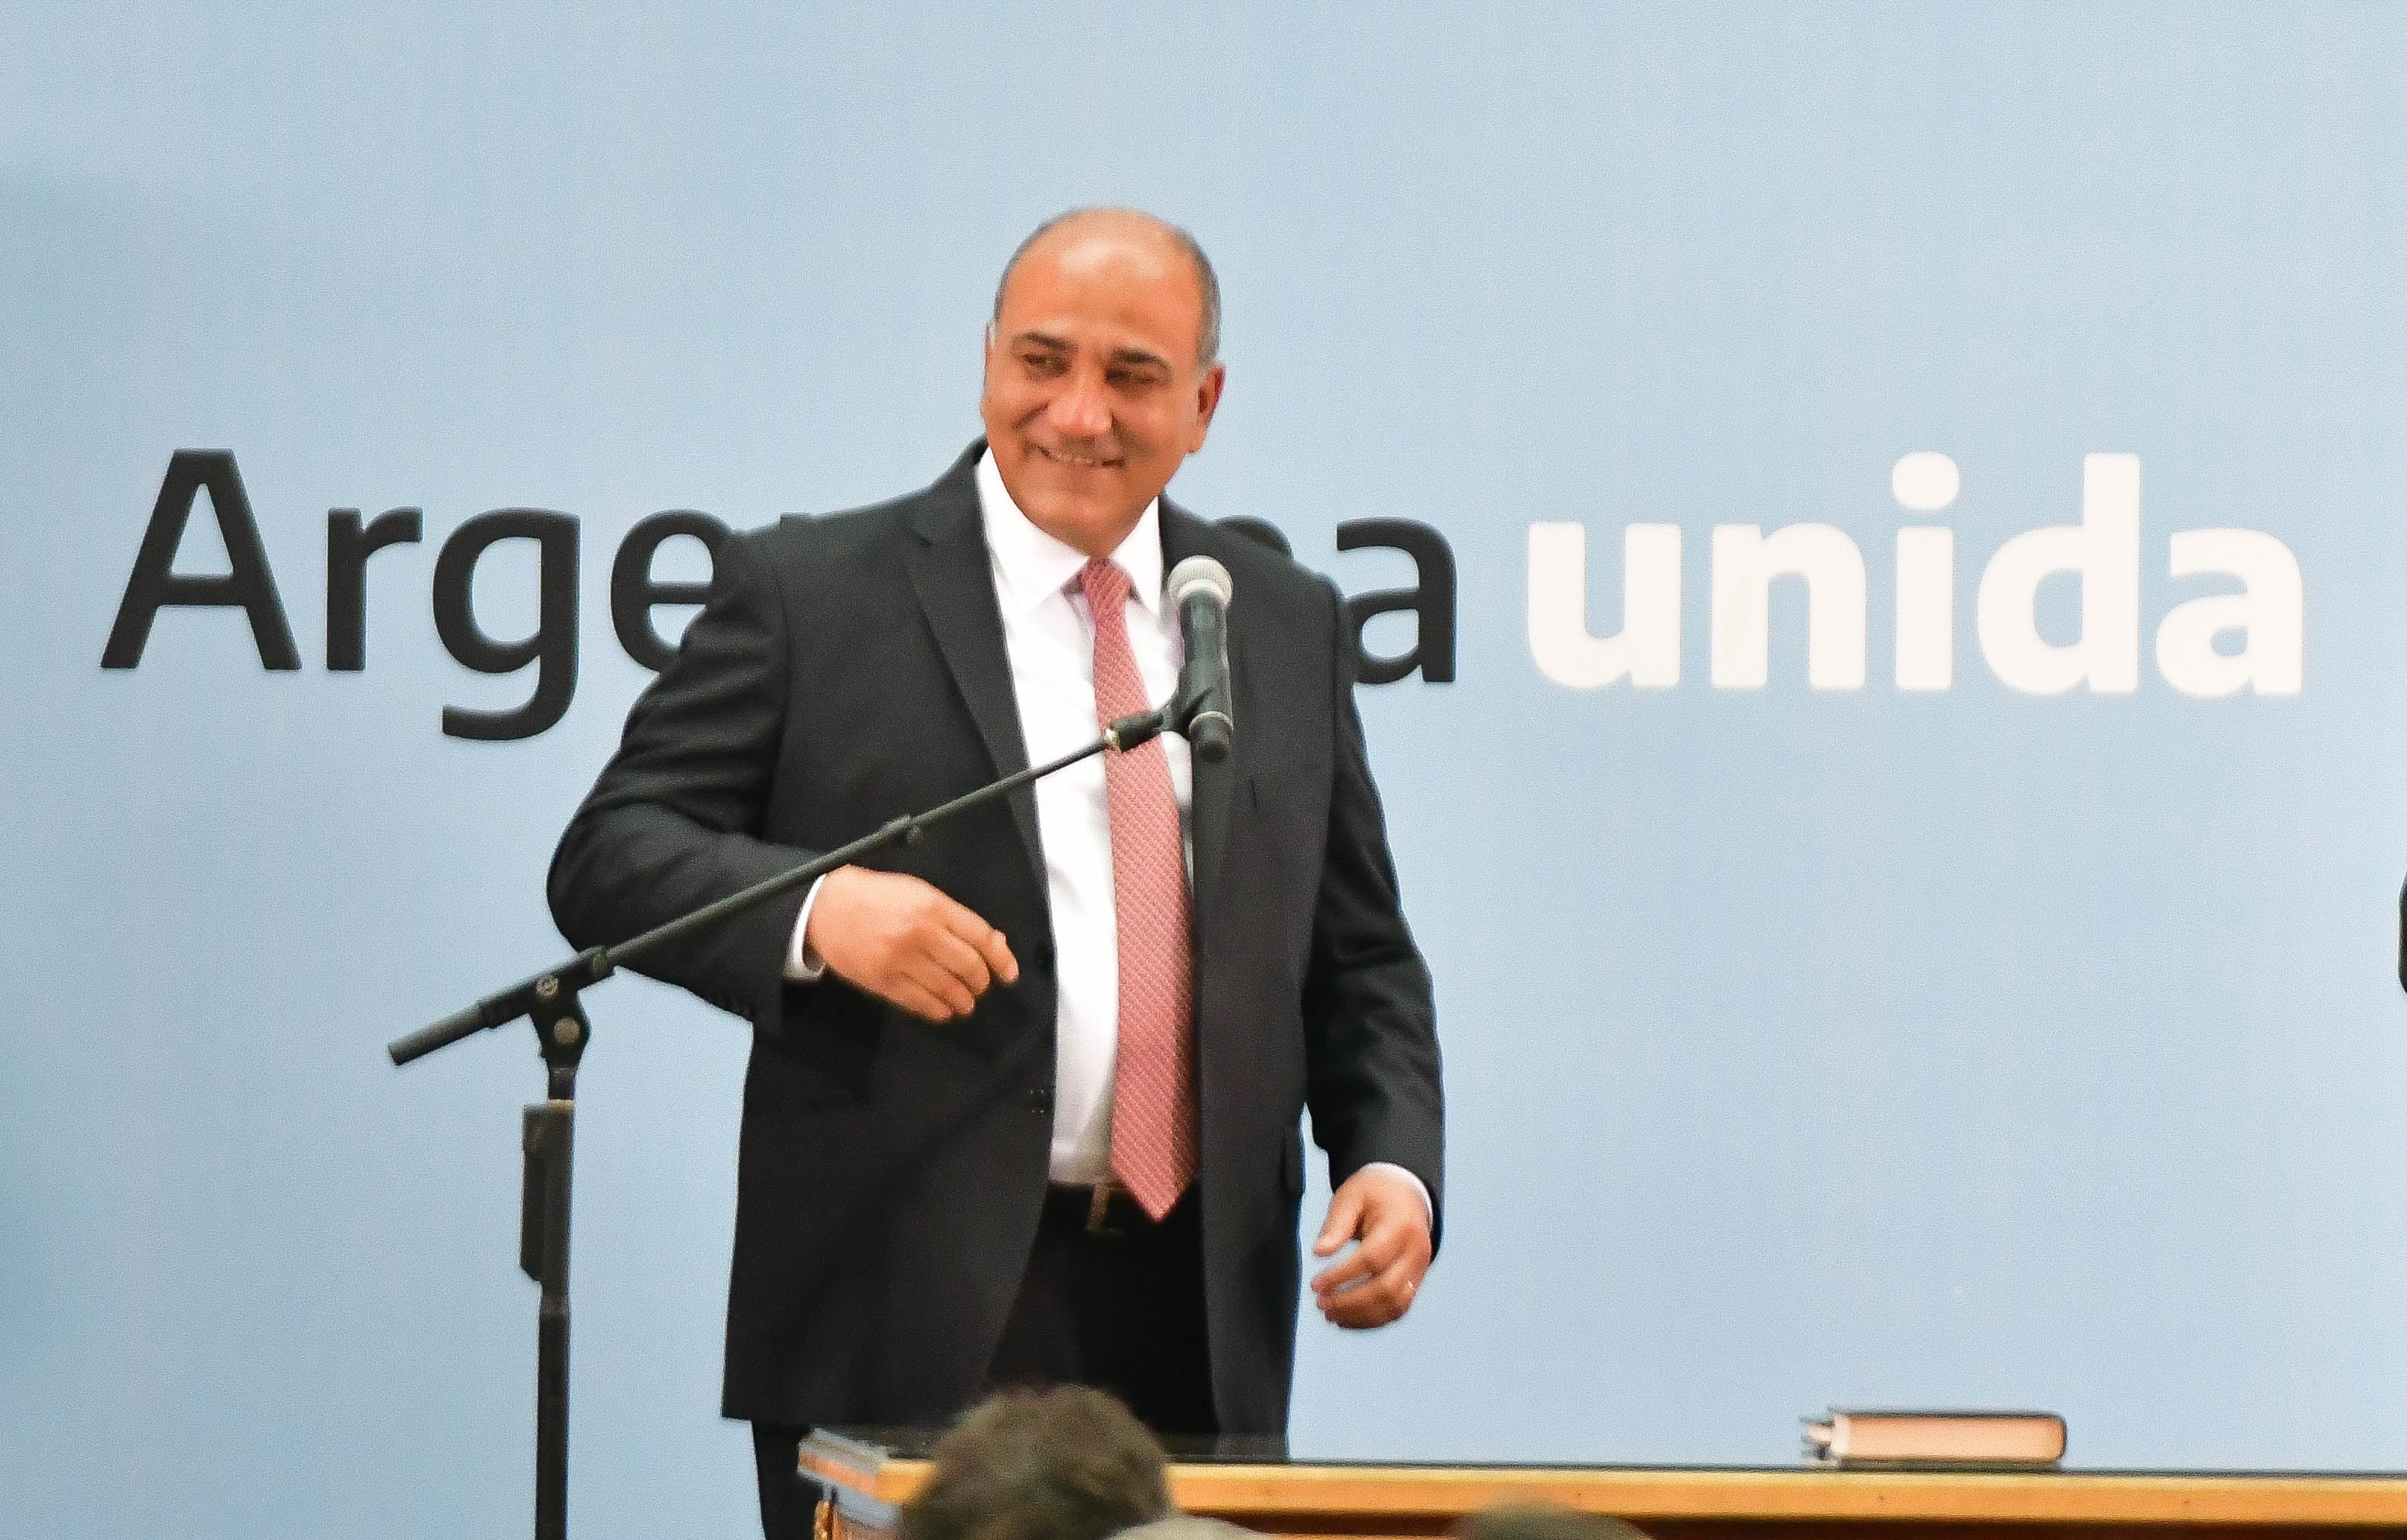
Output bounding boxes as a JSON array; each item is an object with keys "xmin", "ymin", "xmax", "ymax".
[{"xmin": 799, "ymin": 1434, "xmax": 2407, "ymax": 1540}]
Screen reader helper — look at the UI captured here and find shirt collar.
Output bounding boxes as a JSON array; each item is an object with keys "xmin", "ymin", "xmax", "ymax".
[{"xmin": 976, "ymin": 448, "xmax": 1165, "ymax": 620}]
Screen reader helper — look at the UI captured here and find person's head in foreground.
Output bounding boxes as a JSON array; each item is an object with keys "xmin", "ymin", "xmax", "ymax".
[
  {"xmin": 1113, "ymin": 1517, "xmax": 1260, "ymax": 1540},
  {"xmin": 1455, "ymin": 1504, "xmax": 1651, "ymax": 1540},
  {"xmin": 897, "ymin": 1387, "xmax": 1174, "ymax": 1540}
]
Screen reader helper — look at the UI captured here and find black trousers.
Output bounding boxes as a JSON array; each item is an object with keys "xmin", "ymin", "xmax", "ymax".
[
  {"xmin": 751, "ymin": 1424, "xmax": 819, "ymax": 1540},
  {"xmin": 751, "ymin": 1183, "xmax": 1214, "ymax": 1540}
]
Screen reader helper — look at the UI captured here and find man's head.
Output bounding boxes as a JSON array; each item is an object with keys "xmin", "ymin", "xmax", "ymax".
[
  {"xmin": 1455, "ymin": 1506, "xmax": 1652, "ymax": 1540},
  {"xmin": 896, "ymin": 1388, "xmax": 1173, "ymax": 1540},
  {"xmin": 980, "ymin": 208, "xmax": 1227, "ymax": 558}
]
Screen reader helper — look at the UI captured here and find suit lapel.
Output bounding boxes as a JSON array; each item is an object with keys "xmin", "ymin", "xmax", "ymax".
[
  {"xmin": 906, "ymin": 445, "xmax": 1046, "ymax": 894},
  {"xmin": 1161, "ymin": 504, "xmax": 1238, "ymax": 941}
]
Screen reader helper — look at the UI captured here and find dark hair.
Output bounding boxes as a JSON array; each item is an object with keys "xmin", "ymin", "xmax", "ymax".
[
  {"xmin": 993, "ymin": 208, "xmax": 1222, "ymax": 366},
  {"xmin": 1455, "ymin": 1505, "xmax": 1652, "ymax": 1540},
  {"xmin": 898, "ymin": 1388, "xmax": 1174, "ymax": 1540}
]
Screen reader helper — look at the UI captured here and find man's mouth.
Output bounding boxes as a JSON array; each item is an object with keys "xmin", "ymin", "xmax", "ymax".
[{"xmin": 1033, "ymin": 442, "xmax": 1122, "ymax": 471}]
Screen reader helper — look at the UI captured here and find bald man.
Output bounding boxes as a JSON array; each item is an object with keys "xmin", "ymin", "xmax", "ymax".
[{"xmin": 549, "ymin": 210, "xmax": 1444, "ymax": 1539}]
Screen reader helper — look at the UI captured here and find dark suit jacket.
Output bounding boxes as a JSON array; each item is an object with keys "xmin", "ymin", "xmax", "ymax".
[{"xmin": 548, "ymin": 442, "xmax": 1443, "ymax": 1435}]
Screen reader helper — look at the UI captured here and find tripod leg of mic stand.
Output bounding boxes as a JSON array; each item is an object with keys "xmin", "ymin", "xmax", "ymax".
[{"xmin": 524, "ymin": 1098, "xmax": 574, "ymax": 1540}]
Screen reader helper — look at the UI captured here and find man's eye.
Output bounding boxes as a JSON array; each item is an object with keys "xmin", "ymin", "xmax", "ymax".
[
  {"xmin": 1021, "ymin": 354, "xmax": 1067, "ymax": 376},
  {"xmin": 1109, "ymin": 369, "xmax": 1165, "ymax": 390}
]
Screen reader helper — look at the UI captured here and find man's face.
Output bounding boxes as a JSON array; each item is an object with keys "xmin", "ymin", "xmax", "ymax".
[{"xmin": 980, "ymin": 222, "xmax": 1225, "ymax": 558}]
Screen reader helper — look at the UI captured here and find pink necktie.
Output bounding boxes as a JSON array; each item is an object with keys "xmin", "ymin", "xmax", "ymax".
[{"xmin": 1078, "ymin": 558, "xmax": 1197, "ymax": 1221}]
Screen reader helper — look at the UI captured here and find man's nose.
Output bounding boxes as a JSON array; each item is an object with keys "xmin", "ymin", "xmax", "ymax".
[{"xmin": 1048, "ymin": 369, "xmax": 1112, "ymax": 438}]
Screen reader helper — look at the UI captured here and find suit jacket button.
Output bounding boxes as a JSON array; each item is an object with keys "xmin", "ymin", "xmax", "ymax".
[{"xmin": 1027, "ymin": 1087, "xmax": 1052, "ymax": 1115}]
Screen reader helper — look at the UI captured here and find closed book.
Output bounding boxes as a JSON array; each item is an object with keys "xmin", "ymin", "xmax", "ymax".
[{"xmin": 1803, "ymin": 1410, "xmax": 2067, "ymax": 1467}]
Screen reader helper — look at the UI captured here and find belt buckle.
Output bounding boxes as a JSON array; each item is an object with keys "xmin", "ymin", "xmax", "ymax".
[{"xmin": 1086, "ymin": 1183, "xmax": 1126, "ymax": 1237}]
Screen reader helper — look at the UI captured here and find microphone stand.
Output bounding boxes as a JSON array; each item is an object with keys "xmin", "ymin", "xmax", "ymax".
[{"xmin": 388, "ymin": 706, "xmax": 1182, "ymax": 1540}]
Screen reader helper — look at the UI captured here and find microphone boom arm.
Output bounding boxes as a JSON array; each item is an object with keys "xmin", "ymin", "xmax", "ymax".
[{"xmin": 389, "ymin": 706, "xmax": 1169, "ymax": 1067}]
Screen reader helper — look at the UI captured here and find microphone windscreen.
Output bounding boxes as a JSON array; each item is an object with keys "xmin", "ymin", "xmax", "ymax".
[{"xmin": 1166, "ymin": 555, "xmax": 1233, "ymax": 608}]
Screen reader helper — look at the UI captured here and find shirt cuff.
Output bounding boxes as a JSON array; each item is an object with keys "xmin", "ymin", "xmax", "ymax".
[
  {"xmin": 783, "ymin": 875, "xmax": 829, "ymax": 982},
  {"xmin": 1361, "ymin": 1160, "xmax": 1434, "ymax": 1232}
]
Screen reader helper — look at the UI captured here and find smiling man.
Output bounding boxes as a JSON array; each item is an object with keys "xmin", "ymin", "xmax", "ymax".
[{"xmin": 548, "ymin": 209, "xmax": 1444, "ymax": 1540}]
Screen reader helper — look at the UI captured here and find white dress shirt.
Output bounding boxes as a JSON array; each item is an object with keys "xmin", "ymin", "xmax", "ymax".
[
  {"xmin": 972, "ymin": 449, "xmax": 1191, "ymax": 1180},
  {"xmin": 788, "ymin": 451, "xmax": 1429, "ymax": 1215}
]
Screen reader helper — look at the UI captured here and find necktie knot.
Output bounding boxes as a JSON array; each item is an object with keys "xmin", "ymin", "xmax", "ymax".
[{"xmin": 1078, "ymin": 558, "xmax": 1132, "ymax": 614}]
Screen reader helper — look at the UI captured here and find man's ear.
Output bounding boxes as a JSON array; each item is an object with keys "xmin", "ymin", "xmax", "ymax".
[{"xmin": 1188, "ymin": 362, "xmax": 1226, "ymax": 452}]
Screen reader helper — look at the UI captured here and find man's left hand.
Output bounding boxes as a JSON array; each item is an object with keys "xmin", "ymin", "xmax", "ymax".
[{"xmin": 1309, "ymin": 1166, "xmax": 1433, "ymax": 1329}]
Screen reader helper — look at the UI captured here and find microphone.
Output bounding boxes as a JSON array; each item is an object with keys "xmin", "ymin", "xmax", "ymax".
[{"xmin": 1166, "ymin": 555, "xmax": 1234, "ymax": 764}]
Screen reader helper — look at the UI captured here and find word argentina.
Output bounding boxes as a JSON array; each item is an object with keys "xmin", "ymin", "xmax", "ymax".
[
  {"xmin": 100, "ymin": 451, "xmax": 1458, "ymax": 740},
  {"xmin": 1530, "ymin": 454, "xmax": 2302, "ymax": 697}
]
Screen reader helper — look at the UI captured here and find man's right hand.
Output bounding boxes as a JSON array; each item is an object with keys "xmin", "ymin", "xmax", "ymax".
[{"xmin": 804, "ymin": 866, "xmax": 1019, "ymax": 1022}]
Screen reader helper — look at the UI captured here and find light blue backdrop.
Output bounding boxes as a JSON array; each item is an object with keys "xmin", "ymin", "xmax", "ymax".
[{"xmin": 5, "ymin": 5, "xmax": 2405, "ymax": 1537}]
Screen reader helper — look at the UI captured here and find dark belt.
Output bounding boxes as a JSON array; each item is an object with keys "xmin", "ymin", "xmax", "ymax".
[{"xmin": 1042, "ymin": 1181, "xmax": 1155, "ymax": 1237}]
